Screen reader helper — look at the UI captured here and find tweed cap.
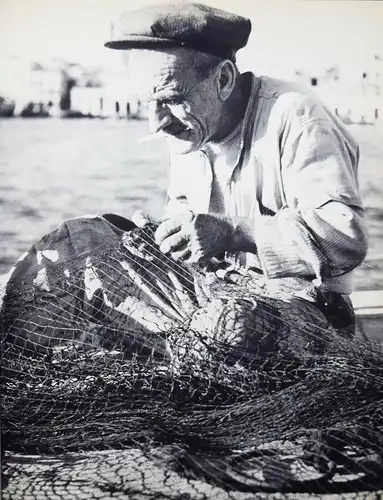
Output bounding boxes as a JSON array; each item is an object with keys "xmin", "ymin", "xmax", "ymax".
[{"xmin": 104, "ymin": 2, "xmax": 252, "ymax": 62}]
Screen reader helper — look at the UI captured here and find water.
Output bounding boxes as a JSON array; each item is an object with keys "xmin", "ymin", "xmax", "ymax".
[
  {"xmin": 0, "ymin": 118, "xmax": 169, "ymax": 271},
  {"xmin": 0, "ymin": 118, "xmax": 382, "ymax": 291}
]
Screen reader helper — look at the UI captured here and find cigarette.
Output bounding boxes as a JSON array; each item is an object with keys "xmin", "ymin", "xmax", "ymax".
[{"xmin": 136, "ymin": 132, "xmax": 165, "ymax": 144}]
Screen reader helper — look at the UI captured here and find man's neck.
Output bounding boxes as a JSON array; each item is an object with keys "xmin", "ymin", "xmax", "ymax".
[{"xmin": 209, "ymin": 72, "xmax": 251, "ymax": 144}]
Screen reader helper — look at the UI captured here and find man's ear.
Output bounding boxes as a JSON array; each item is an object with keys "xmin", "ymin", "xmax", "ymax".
[{"xmin": 216, "ymin": 60, "xmax": 237, "ymax": 101}]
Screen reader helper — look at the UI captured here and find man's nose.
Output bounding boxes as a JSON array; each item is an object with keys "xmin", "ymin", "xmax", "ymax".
[{"xmin": 148, "ymin": 102, "xmax": 172, "ymax": 133}]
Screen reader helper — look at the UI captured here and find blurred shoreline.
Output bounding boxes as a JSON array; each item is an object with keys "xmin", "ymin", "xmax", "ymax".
[{"xmin": 1, "ymin": 54, "xmax": 382, "ymax": 124}]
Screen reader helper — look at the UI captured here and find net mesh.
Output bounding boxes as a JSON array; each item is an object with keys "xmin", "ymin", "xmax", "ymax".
[{"xmin": 1, "ymin": 221, "xmax": 383, "ymax": 499}]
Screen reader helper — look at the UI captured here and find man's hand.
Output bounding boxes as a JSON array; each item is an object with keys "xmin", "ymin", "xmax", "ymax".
[{"xmin": 154, "ymin": 212, "xmax": 235, "ymax": 263}]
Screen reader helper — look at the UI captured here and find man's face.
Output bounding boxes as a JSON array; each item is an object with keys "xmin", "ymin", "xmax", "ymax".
[{"xmin": 128, "ymin": 49, "xmax": 222, "ymax": 154}]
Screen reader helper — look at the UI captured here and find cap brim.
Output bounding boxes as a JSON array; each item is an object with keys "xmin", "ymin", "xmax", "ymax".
[
  {"xmin": 104, "ymin": 34, "xmax": 236, "ymax": 61},
  {"xmin": 105, "ymin": 35, "xmax": 185, "ymax": 50}
]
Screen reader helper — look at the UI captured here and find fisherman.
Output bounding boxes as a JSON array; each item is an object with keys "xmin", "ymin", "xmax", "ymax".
[{"xmin": 104, "ymin": 2, "xmax": 368, "ymax": 333}]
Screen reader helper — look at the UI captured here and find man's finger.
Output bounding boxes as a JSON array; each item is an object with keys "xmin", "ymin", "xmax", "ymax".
[
  {"xmin": 155, "ymin": 219, "xmax": 183, "ymax": 246},
  {"xmin": 171, "ymin": 245, "xmax": 192, "ymax": 262},
  {"xmin": 184, "ymin": 248, "xmax": 205, "ymax": 265},
  {"xmin": 159, "ymin": 231, "xmax": 189, "ymax": 255}
]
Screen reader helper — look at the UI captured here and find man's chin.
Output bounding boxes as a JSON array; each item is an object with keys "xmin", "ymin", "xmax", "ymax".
[{"xmin": 166, "ymin": 134, "xmax": 202, "ymax": 154}]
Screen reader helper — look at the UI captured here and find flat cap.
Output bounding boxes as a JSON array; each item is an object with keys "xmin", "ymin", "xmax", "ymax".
[{"xmin": 104, "ymin": 2, "xmax": 252, "ymax": 62}]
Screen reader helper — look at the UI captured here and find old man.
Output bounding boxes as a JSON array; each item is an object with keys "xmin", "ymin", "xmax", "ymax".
[{"xmin": 105, "ymin": 2, "xmax": 367, "ymax": 330}]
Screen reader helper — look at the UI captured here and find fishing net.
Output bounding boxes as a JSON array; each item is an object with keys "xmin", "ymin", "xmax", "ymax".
[{"xmin": 1, "ymin": 216, "xmax": 383, "ymax": 499}]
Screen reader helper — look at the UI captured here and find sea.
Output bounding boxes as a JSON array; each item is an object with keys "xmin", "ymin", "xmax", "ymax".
[{"xmin": 0, "ymin": 118, "xmax": 382, "ymax": 292}]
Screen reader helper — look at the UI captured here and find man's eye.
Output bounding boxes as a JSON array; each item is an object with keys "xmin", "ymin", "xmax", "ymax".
[
  {"xmin": 165, "ymin": 97, "xmax": 183, "ymax": 105},
  {"xmin": 147, "ymin": 95, "xmax": 183, "ymax": 107}
]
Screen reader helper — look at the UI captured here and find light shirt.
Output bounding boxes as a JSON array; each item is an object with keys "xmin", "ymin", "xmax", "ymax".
[
  {"xmin": 165, "ymin": 73, "xmax": 368, "ymax": 294},
  {"xmin": 205, "ymin": 116, "xmax": 244, "ymax": 214}
]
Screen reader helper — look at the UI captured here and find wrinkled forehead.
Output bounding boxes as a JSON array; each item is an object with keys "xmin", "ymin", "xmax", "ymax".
[{"xmin": 122, "ymin": 48, "xmax": 195, "ymax": 94}]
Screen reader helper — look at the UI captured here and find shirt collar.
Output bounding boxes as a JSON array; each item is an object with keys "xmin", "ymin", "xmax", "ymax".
[
  {"xmin": 202, "ymin": 72, "xmax": 260, "ymax": 164},
  {"xmin": 200, "ymin": 72, "xmax": 261, "ymax": 174},
  {"xmin": 234, "ymin": 72, "xmax": 261, "ymax": 171}
]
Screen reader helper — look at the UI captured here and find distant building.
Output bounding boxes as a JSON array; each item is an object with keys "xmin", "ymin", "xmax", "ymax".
[
  {"xmin": 29, "ymin": 61, "xmax": 62, "ymax": 108},
  {"xmin": 1, "ymin": 56, "xmax": 62, "ymax": 116},
  {"xmin": 68, "ymin": 65, "xmax": 147, "ymax": 119},
  {"xmin": 294, "ymin": 55, "xmax": 382, "ymax": 123}
]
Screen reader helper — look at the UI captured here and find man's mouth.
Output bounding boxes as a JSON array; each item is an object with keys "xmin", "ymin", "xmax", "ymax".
[{"xmin": 163, "ymin": 122, "xmax": 189, "ymax": 137}]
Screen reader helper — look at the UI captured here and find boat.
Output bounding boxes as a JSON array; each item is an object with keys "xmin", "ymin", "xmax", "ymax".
[
  {"xmin": 0, "ymin": 97, "xmax": 16, "ymax": 117},
  {"xmin": 352, "ymin": 289, "xmax": 383, "ymax": 342}
]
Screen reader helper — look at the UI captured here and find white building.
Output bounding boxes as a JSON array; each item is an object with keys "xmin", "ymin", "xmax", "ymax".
[
  {"xmin": 293, "ymin": 56, "xmax": 382, "ymax": 124},
  {"xmin": 0, "ymin": 55, "xmax": 62, "ymax": 115}
]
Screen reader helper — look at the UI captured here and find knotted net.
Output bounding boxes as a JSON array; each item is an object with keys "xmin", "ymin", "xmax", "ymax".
[{"xmin": 1, "ymin": 217, "xmax": 383, "ymax": 499}]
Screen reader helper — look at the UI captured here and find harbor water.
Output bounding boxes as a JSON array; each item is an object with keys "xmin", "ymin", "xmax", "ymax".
[{"xmin": 0, "ymin": 118, "xmax": 382, "ymax": 292}]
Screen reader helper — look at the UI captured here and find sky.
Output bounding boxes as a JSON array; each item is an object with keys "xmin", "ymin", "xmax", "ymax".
[{"xmin": 0, "ymin": 0, "xmax": 382, "ymax": 77}]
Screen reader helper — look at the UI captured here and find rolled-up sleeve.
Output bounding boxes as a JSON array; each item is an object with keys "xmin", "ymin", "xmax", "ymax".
[
  {"xmin": 256, "ymin": 202, "xmax": 368, "ymax": 281},
  {"xmin": 254, "ymin": 97, "xmax": 368, "ymax": 282}
]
